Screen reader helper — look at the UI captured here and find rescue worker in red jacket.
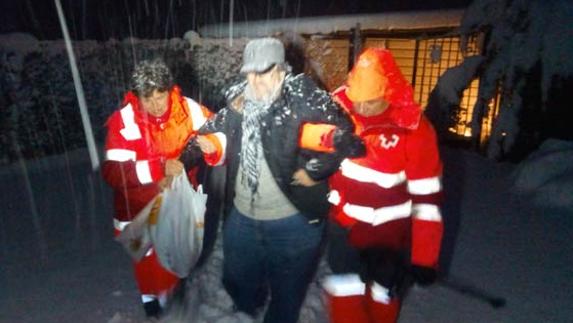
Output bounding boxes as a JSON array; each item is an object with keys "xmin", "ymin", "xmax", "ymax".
[
  {"xmin": 320, "ymin": 48, "xmax": 443, "ymax": 322},
  {"xmin": 102, "ymin": 59, "xmax": 217, "ymax": 318}
]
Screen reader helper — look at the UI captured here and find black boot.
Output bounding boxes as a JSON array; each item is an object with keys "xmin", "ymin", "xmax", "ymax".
[{"xmin": 143, "ymin": 299, "xmax": 162, "ymax": 318}]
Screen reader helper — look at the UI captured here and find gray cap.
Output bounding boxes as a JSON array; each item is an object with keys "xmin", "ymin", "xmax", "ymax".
[{"xmin": 240, "ymin": 38, "xmax": 285, "ymax": 74}]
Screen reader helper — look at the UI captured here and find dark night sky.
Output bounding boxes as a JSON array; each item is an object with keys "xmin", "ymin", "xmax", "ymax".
[{"xmin": 0, "ymin": 0, "xmax": 473, "ymax": 41}]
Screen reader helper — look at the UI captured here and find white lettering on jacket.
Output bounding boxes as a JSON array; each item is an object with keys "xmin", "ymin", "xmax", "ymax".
[{"xmin": 380, "ymin": 134, "xmax": 399, "ymax": 149}]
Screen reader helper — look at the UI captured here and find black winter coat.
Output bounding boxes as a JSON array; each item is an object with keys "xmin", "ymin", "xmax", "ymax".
[{"xmin": 197, "ymin": 74, "xmax": 363, "ymax": 221}]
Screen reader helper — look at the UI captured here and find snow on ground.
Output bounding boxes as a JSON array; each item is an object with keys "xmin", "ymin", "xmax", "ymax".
[
  {"xmin": 512, "ymin": 139, "xmax": 573, "ymax": 213},
  {"xmin": 0, "ymin": 143, "xmax": 572, "ymax": 322}
]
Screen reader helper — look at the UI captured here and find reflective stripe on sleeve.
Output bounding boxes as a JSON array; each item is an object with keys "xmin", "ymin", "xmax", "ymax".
[
  {"xmin": 212, "ymin": 132, "xmax": 227, "ymax": 166},
  {"xmin": 340, "ymin": 159, "xmax": 406, "ymax": 189},
  {"xmin": 106, "ymin": 149, "xmax": 136, "ymax": 162},
  {"xmin": 322, "ymin": 274, "xmax": 366, "ymax": 297},
  {"xmin": 186, "ymin": 98, "xmax": 208, "ymax": 131},
  {"xmin": 119, "ymin": 104, "xmax": 142, "ymax": 140},
  {"xmin": 135, "ymin": 160, "xmax": 153, "ymax": 184},
  {"xmin": 342, "ymin": 200, "xmax": 411, "ymax": 226},
  {"xmin": 299, "ymin": 123, "xmax": 336, "ymax": 153},
  {"xmin": 412, "ymin": 203, "xmax": 442, "ymax": 222},
  {"xmin": 407, "ymin": 176, "xmax": 441, "ymax": 195}
]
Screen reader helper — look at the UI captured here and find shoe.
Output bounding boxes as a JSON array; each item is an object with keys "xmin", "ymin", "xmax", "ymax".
[{"xmin": 143, "ymin": 299, "xmax": 162, "ymax": 318}]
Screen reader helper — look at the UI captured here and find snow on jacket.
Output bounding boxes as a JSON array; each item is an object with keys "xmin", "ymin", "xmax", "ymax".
[
  {"xmin": 196, "ymin": 74, "xmax": 360, "ymax": 220},
  {"xmin": 102, "ymin": 86, "xmax": 214, "ymax": 227},
  {"xmin": 329, "ymin": 86, "xmax": 443, "ymax": 268}
]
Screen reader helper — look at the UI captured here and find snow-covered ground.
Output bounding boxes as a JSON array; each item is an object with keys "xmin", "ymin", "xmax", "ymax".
[{"xmin": 1, "ymin": 143, "xmax": 572, "ymax": 323}]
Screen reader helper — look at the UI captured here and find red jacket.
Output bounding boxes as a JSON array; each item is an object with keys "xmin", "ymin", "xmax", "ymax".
[
  {"xmin": 329, "ymin": 86, "xmax": 444, "ymax": 268},
  {"xmin": 102, "ymin": 86, "xmax": 212, "ymax": 226}
]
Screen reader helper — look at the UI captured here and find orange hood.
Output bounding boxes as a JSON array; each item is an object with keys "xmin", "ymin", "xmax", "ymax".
[{"xmin": 345, "ymin": 48, "xmax": 422, "ymax": 130}]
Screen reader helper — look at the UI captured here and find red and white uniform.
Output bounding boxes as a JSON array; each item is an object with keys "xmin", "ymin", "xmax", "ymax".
[
  {"xmin": 329, "ymin": 86, "xmax": 443, "ymax": 268},
  {"xmin": 323, "ymin": 86, "xmax": 443, "ymax": 323},
  {"xmin": 102, "ymin": 86, "xmax": 212, "ymax": 305}
]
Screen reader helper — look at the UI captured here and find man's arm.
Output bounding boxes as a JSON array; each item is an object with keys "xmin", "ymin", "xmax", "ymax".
[
  {"xmin": 295, "ymin": 76, "xmax": 365, "ymax": 182},
  {"xmin": 187, "ymin": 107, "xmax": 230, "ymax": 167}
]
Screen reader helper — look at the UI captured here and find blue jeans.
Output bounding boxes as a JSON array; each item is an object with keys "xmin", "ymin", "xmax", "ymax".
[{"xmin": 223, "ymin": 207, "xmax": 325, "ymax": 323}]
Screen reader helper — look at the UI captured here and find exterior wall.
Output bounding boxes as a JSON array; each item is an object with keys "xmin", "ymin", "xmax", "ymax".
[{"xmin": 304, "ymin": 38, "xmax": 349, "ymax": 91}]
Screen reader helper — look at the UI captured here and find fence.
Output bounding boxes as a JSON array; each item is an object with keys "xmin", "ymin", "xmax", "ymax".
[{"xmin": 303, "ymin": 31, "xmax": 501, "ymax": 148}]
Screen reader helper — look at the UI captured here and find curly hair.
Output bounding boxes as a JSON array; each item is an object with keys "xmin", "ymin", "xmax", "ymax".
[{"xmin": 130, "ymin": 58, "xmax": 174, "ymax": 97}]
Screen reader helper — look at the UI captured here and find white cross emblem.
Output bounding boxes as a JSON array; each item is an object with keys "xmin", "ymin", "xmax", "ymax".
[{"xmin": 380, "ymin": 134, "xmax": 399, "ymax": 149}]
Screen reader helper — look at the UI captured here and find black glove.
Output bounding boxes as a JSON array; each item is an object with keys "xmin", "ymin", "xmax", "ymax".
[
  {"xmin": 332, "ymin": 130, "xmax": 366, "ymax": 158},
  {"xmin": 358, "ymin": 248, "xmax": 405, "ymax": 287},
  {"xmin": 410, "ymin": 265, "xmax": 438, "ymax": 286},
  {"xmin": 180, "ymin": 138, "xmax": 204, "ymax": 170}
]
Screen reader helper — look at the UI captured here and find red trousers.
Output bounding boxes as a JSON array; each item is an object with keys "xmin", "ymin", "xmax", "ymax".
[
  {"xmin": 114, "ymin": 229, "xmax": 179, "ymax": 304},
  {"xmin": 133, "ymin": 249, "xmax": 179, "ymax": 302},
  {"xmin": 324, "ymin": 275, "xmax": 400, "ymax": 323}
]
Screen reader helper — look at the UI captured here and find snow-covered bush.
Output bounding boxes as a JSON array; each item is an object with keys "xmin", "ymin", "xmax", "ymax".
[
  {"xmin": 427, "ymin": 0, "xmax": 572, "ymax": 161},
  {"xmin": 0, "ymin": 34, "xmax": 245, "ymax": 165}
]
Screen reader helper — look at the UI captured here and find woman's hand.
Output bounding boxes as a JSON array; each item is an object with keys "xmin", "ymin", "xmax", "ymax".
[
  {"xmin": 158, "ymin": 176, "xmax": 174, "ymax": 191},
  {"xmin": 196, "ymin": 135, "xmax": 217, "ymax": 154},
  {"xmin": 164, "ymin": 159, "xmax": 184, "ymax": 177}
]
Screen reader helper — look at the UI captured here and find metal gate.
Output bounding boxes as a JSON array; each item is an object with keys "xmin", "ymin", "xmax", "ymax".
[{"xmin": 304, "ymin": 33, "xmax": 500, "ymax": 147}]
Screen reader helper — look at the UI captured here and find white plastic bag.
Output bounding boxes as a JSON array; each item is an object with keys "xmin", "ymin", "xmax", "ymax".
[
  {"xmin": 150, "ymin": 173, "xmax": 207, "ymax": 278},
  {"xmin": 115, "ymin": 196, "xmax": 160, "ymax": 262}
]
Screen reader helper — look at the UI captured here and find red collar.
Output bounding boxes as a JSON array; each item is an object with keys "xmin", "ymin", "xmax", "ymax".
[
  {"xmin": 122, "ymin": 87, "xmax": 180, "ymax": 126},
  {"xmin": 334, "ymin": 86, "xmax": 422, "ymax": 133}
]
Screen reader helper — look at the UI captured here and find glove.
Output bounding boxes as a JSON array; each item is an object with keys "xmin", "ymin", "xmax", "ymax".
[
  {"xmin": 410, "ymin": 265, "xmax": 438, "ymax": 286},
  {"xmin": 332, "ymin": 130, "xmax": 366, "ymax": 158},
  {"xmin": 358, "ymin": 248, "xmax": 404, "ymax": 286},
  {"xmin": 180, "ymin": 138, "xmax": 204, "ymax": 170}
]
